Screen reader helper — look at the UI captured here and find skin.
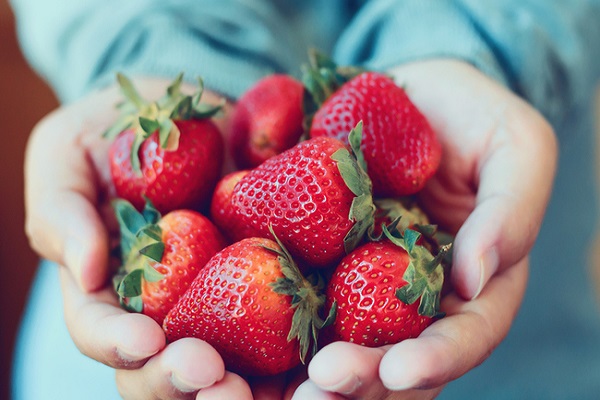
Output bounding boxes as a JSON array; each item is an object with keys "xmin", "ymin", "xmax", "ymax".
[{"xmin": 24, "ymin": 60, "xmax": 557, "ymax": 399}]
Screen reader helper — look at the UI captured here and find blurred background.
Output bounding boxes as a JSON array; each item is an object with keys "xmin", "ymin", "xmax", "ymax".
[
  {"xmin": 0, "ymin": 1, "xmax": 58, "ymax": 398},
  {"xmin": 1, "ymin": 1, "xmax": 599, "ymax": 400}
]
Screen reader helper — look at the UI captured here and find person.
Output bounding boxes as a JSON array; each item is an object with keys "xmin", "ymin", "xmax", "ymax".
[{"xmin": 9, "ymin": 0, "xmax": 600, "ymax": 399}]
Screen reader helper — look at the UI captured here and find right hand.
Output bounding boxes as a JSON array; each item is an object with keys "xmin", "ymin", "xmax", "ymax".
[{"xmin": 24, "ymin": 76, "xmax": 254, "ymax": 399}]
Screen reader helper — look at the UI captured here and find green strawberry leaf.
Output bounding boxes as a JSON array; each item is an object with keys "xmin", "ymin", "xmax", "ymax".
[
  {"xmin": 122, "ymin": 295, "xmax": 143, "ymax": 313},
  {"xmin": 113, "ymin": 199, "xmax": 148, "ymax": 256},
  {"xmin": 403, "ymin": 229, "xmax": 421, "ymax": 253},
  {"xmin": 171, "ymin": 96, "xmax": 193, "ymax": 120},
  {"xmin": 130, "ymin": 132, "xmax": 145, "ymax": 175},
  {"xmin": 347, "ymin": 121, "xmax": 367, "ymax": 172},
  {"xmin": 139, "ymin": 242, "xmax": 165, "ymax": 262},
  {"xmin": 142, "ymin": 262, "xmax": 164, "ymax": 283},
  {"xmin": 166, "ymin": 72, "xmax": 184, "ymax": 99},
  {"xmin": 332, "ymin": 122, "xmax": 375, "ymax": 255},
  {"xmin": 102, "ymin": 114, "xmax": 136, "ymax": 140},
  {"xmin": 139, "ymin": 116, "xmax": 159, "ymax": 136},
  {"xmin": 117, "ymin": 269, "xmax": 144, "ymax": 298},
  {"xmin": 141, "ymin": 198, "xmax": 161, "ymax": 224},
  {"xmin": 117, "ymin": 73, "xmax": 146, "ymax": 109}
]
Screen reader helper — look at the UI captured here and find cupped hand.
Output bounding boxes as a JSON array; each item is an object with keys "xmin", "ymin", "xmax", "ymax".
[
  {"xmin": 24, "ymin": 76, "xmax": 250, "ymax": 399},
  {"xmin": 297, "ymin": 59, "xmax": 557, "ymax": 399}
]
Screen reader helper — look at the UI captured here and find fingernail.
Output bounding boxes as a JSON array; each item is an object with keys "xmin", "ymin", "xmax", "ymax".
[
  {"xmin": 387, "ymin": 375, "xmax": 421, "ymax": 391},
  {"xmin": 321, "ymin": 374, "xmax": 361, "ymax": 395},
  {"xmin": 171, "ymin": 372, "xmax": 201, "ymax": 393},
  {"xmin": 473, "ymin": 247, "xmax": 499, "ymax": 299},
  {"xmin": 116, "ymin": 347, "xmax": 157, "ymax": 363}
]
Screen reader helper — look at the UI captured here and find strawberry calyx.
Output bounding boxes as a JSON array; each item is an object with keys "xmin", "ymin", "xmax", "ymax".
[
  {"xmin": 112, "ymin": 198, "xmax": 166, "ymax": 313},
  {"xmin": 263, "ymin": 226, "xmax": 336, "ymax": 363},
  {"xmin": 373, "ymin": 198, "xmax": 430, "ymax": 235},
  {"xmin": 301, "ymin": 48, "xmax": 365, "ymax": 130},
  {"xmin": 381, "ymin": 224, "xmax": 452, "ymax": 318},
  {"xmin": 331, "ymin": 121, "xmax": 376, "ymax": 255},
  {"xmin": 103, "ymin": 72, "xmax": 224, "ymax": 174}
]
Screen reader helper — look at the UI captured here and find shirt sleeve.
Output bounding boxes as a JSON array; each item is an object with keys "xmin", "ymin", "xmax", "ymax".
[
  {"xmin": 9, "ymin": 0, "xmax": 307, "ymax": 102},
  {"xmin": 334, "ymin": 0, "xmax": 600, "ymax": 125}
]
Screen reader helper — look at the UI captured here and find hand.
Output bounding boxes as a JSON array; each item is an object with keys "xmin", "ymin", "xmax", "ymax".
[
  {"xmin": 297, "ymin": 59, "xmax": 557, "ymax": 399},
  {"xmin": 24, "ymin": 76, "xmax": 251, "ymax": 399}
]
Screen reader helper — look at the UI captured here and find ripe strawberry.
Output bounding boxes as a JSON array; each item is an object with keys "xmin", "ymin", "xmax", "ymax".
[
  {"xmin": 229, "ymin": 74, "xmax": 305, "ymax": 169},
  {"xmin": 163, "ymin": 232, "xmax": 335, "ymax": 376},
  {"xmin": 105, "ymin": 73, "xmax": 224, "ymax": 213},
  {"xmin": 112, "ymin": 199, "xmax": 227, "ymax": 325},
  {"xmin": 308, "ymin": 70, "xmax": 441, "ymax": 197},
  {"xmin": 230, "ymin": 123, "xmax": 375, "ymax": 269},
  {"xmin": 209, "ymin": 169, "xmax": 251, "ymax": 242},
  {"xmin": 323, "ymin": 227, "xmax": 450, "ymax": 347}
]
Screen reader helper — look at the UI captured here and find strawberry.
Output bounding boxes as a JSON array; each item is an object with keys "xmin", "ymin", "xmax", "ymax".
[
  {"xmin": 163, "ymin": 231, "xmax": 335, "ymax": 376},
  {"xmin": 112, "ymin": 199, "xmax": 227, "ymax": 325},
  {"xmin": 229, "ymin": 123, "xmax": 375, "ymax": 269},
  {"xmin": 105, "ymin": 73, "xmax": 224, "ymax": 213},
  {"xmin": 229, "ymin": 74, "xmax": 305, "ymax": 169},
  {"xmin": 209, "ymin": 169, "xmax": 251, "ymax": 242},
  {"xmin": 306, "ymin": 66, "xmax": 441, "ymax": 197},
  {"xmin": 323, "ymin": 227, "xmax": 451, "ymax": 347}
]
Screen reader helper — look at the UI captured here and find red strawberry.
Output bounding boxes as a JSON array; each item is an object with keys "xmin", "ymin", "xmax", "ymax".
[
  {"xmin": 229, "ymin": 74, "xmax": 305, "ymax": 169},
  {"xmin": 105, "ymin": 73, "xmax": 224, "ymax": 213},
  {"xmin": 323, "ymin": 228, "xmax": 450, "ymax": 347},
  {"xmin": 209, "ymin": 169, "xmax": 251, "ymax": 241},
  {"xmin": 113, "ymin": 199, "xmax": 227, "ymax": 325},
  {"xmin": 308, "ymin": 70, "xmax": 441, "ymax": 197},
  {"xmin": 230, "ymin": 123, "xmax": 375, "ymax": 268},
  {"xmin": 163, "ymin": 232, "xmax": 335, "ymax": 376}
]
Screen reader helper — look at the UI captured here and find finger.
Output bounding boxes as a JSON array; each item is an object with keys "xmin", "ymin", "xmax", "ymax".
[
  {"xmin": 293, "ymin": 380, "xmax": 342, "ymax": 400},
  {"xmin": 25, "ymin": 108, "xmax": 112, "ymax": 292},
  {"xmin": 452, "ymin": 108, "xmax": 556, "ymax": 299},
  {"xmin": 116, "ymin": 338, "xmax": 227, "ymax": 400},
  {"xmin": 379, "ymin": 257, "xmax": 528, "ymax": 391},
  {"xmin": 60, "ymin": 267, "xmax": 165, "ymax": 368},
  {"xmin": 195, "ymin": 372, "xmax": 253, "ymax": 400},
  {"xmin": 308, "ymin": 342, "xmax": 388, "ymax": 399}
]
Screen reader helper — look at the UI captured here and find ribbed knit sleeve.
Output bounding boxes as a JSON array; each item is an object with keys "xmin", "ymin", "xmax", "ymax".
[
  {"xmin": 9, "ymin": 0, "xmax": 314, "ymax": 102},
  {"xmin": 335, "ymin": 0, "xmax": 600, "ymax": 125}
]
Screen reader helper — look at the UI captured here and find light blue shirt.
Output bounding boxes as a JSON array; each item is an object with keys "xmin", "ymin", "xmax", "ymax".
[{"xmin": 10, "ymin": 1, "xmax": 600, "ymax": 398}]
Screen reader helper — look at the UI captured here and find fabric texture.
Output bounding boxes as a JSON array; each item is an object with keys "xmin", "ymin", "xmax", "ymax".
[{"xmin": 10, "ymin": 0, "xmax": 600, "ymax": 398}]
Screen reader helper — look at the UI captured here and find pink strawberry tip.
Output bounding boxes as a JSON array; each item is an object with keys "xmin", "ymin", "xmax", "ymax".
[
  {"xmin": 103, "ymin": 72, "xmax": 225, "ymax": 175},
  {"xmin": 380, "ymin": 223, "xmax": 452, "ymax": 318},
  {"xmin": 263, "ymin": 225, "xmax": 337, "ymax": 363},
  {"xmin": 112, "ymin": 197, "xmax": 166, "ymax": 313},
  {"xmin": 331, "ymin": 121, "xmax": 376, "ymax": 255}
]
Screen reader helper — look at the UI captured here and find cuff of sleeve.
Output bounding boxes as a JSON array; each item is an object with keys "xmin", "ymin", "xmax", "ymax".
[{"xmin": 333, "ymin": 0, "xmax": 511, "ymax": 89}]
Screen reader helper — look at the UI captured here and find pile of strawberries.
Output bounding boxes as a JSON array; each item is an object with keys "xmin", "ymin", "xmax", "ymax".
[{"xmin": 106, "ymin": 51, "xmax": 452, "ymax": 377}]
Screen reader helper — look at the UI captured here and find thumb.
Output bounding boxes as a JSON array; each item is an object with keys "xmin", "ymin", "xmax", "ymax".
[
  {"xmin": 25, "ymin": 109, "xmax": 110, "ymax": 292},
  {"xmin": 452, "ymin": 110, "xmax": 557, "ymax": 299}
]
